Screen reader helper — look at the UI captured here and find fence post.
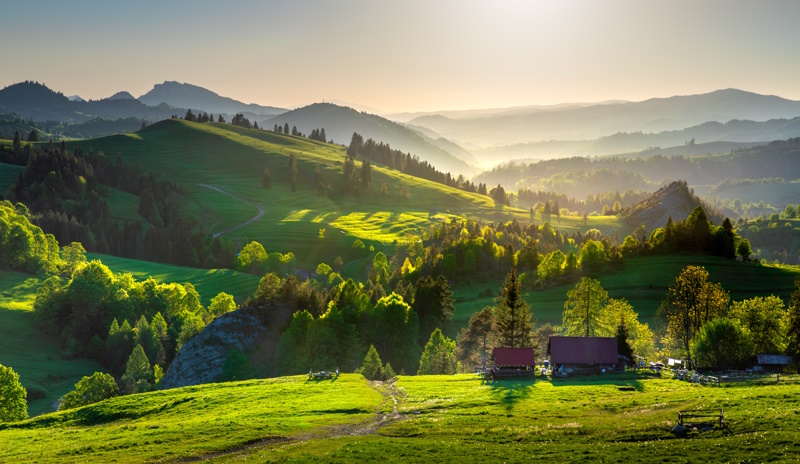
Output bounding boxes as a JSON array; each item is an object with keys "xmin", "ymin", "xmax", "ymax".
[{"xmin": 777, "ymin": 373, "xmax": 780, "ymax": 383}]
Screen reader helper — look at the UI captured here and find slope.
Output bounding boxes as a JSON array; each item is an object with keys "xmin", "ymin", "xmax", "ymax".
[
  {"xmin": 2, "ymin": 373, "xmax": 800, "ymax": 463},
  {"xmin": 263, "ymin": 103, "xmax": 478, "ymax": 175},
  {"xmin": 73, "ymin": 120, "xmax": 619, "ymax": 268}
]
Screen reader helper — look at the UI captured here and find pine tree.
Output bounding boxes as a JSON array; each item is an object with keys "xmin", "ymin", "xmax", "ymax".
[
  {"xmin": 262, "ymin": 168, "xmax": 271, "ymax": 189},
  {"xmin": 121, "ymin": 344, "xmax": 152, "ymax": 393},
  {"xmin": 616, "ymin": 317, "xmax": 634, "ymax": 364},
  {"xmin": 493, "ymin": 269, "xmax": 533, "ymax": 348},
  {"xmin": 417, "ymin": 329, "xmax": 457, "ymax": 375},
  {"xmin": 284, "ymin": 123, "xmax": 289, "ymax": 134},
  {"xmin": 360, "ymin": 160, "xmax": 372, "ymax": 188},
  {"xmin": 786, "ymin": 279, "xmax": 800, "ymax": 364}
]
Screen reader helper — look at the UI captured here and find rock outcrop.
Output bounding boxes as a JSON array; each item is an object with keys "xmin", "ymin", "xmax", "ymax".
[{"xmin": 160, "ymin": 309, "xmax": 270, "ymax": 390}]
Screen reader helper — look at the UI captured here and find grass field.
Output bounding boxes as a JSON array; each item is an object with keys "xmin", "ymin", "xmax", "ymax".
[
  {"xmin": 3, "ymin": 373, "xmax": 799, "ymax": 462},
  {"xmin": 0, "ymin": 374, "xmax": 382, "ymax": 463},
  {"xmin": 69, "ymin": 120, "xmax": 628, "ymax": 269},
  {"xmin": 86, "ymin": 253, "xmax": 261, "ymax": 305},
  {"xmin": 448, "ymin": 254, "xmax": 800, "ymax": 336},
  {"xmin": 0, "ymin": 270, "xmax": 105, "ymax": 417}
]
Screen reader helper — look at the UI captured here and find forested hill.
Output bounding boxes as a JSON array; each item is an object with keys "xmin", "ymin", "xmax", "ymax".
[
  {"xmin": 475, "ymin": 138, "xmax": 800, "ymax": 193},
  {"xmin": 262, "ymin": 103, "xmax": 479, "ymax": 176}
]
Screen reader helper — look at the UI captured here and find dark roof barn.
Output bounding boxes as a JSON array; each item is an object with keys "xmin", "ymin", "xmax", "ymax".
[
  {"xmin": 547, "ymin": 336, "xmax": 618, "ymax": 366},
  {"xmin": 493, "ymin": 347, "xmax": 536, "ymax": 368}
]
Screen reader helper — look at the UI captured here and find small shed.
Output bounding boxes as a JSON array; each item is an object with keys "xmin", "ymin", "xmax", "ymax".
[
  {"xmin": 755, "ymin": 354, "xmax": 792, "ymax": 373},
  {"xmin": 547, "ymin": 336, "xmax": 619, "ymax": 372},
  {"xmin": 489, "ymin": 347, "xmax": 536, "ymax": 378}
]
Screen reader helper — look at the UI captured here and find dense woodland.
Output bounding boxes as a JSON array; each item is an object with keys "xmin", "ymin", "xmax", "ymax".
[
  {"xmin": 478, "ymin": 138, "xmax": 800, "ymax": 205},
  {"xmin": 0, "ymin": 139, "xmax": 236, "ymax": 267}
]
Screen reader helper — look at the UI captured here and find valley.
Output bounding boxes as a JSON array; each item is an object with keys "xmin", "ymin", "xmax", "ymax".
[{"xmin": 1, "ymin": 3, "xmax": 800, "ymax": 461}]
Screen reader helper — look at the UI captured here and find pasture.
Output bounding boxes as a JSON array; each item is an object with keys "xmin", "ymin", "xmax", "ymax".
[{"xmin": 2, "ymin": 373, "xmax": 799, "ymax": 462}]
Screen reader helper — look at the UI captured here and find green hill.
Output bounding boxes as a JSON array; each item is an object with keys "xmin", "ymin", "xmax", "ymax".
[
  {"xmin": 450, "ymin": 254, "xmax": 800, "ymax": 336},
  {"xmin": 2, "ymin": 373, "xmax": 799, "ymax": 462},
  {"xmin": 70, "ymin": 119, "xmax": 626, "ymax": 268}
]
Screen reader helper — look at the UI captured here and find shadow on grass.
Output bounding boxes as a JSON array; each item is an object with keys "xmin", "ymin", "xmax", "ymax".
[
  {"xmin": 482, "ymin": 378, "xmax": 536, "ymax": 412},
  {"xmin": 549, "ymin": 374, "xmax": 645, "ymax": 392}
]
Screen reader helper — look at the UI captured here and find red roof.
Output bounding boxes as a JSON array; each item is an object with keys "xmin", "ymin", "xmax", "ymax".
[
  {"xmin": 547, "ymin": 336, "xmax": 618, "ymax": 365},
  {"xmin": 493, "ymin": 347, "xmax": 536, "ymax": 367}
]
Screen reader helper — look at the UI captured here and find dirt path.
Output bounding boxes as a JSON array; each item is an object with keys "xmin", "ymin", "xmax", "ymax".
[
  {"xmin": 175, "ymin": 380, "xmax": 405, "ymax": 463},
  {"xmin": 196, "ymin": 184, "xmax": 265, "ymax": 239}
]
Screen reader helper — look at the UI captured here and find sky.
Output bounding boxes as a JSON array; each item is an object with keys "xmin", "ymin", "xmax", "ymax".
[{"xmin": 2, "ymin": 0, "xmax": 800, "ymax": 113}]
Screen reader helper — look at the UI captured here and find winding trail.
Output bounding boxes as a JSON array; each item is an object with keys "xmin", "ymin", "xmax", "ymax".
[
  {"xmin": 196, "ymin": 184, "xmax": 265, "ymax": 239},
  {"xmin": 175, "ymin": 380, "xmax": 405, "ymax": 463}
]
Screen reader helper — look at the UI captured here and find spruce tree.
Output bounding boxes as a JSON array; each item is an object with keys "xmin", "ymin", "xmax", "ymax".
[
  {"xmin": 786, "ymin": 279, "xmax": 800, "ymax": 364},
  {"xmin": 493, "ymin": 269, "xmax": 533, "ymax": 348},
  {"xmin": 616, "ymin": 317, "xmax": 634, "ymax": 364}
]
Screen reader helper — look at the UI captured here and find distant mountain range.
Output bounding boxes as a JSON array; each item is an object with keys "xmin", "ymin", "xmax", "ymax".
[
  {"xmin": 0, "ymin": 81, "xmax": 181, "ymax": 123},
  {"xmin": 409, "ymin": 89, "xmax": 800, "ymax": 148},
  {"xmin": 262, "ymin": 103, "xmax": 478, "ymax": 175},
  {"xmin": 0, "ymin": 81, "xmax": 287, "ymax": 125},
  {"xmin": 138, "ymin": 81, "xmax": 286, "ymax": 118},
  {"xmin": 474, "ymin": 115, "xmax": 800, "ymax": 163}
]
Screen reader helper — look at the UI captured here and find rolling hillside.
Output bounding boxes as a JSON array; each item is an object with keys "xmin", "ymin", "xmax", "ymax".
[
  {"xmin": 71, "ymin": 119, "xmax": 623, "ymax": 268},
  {"xmin": 262, "ymin": 103, "xmax": 479, "ymax": 175}
]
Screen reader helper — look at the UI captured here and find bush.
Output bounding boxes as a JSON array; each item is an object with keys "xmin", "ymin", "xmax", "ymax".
[
  {"xmin": 59, "ymin": 372, "xmax": 119, "ymax": 411},
  {"xmin": 691, "ymin": 318, "xmax": 754, "ymax": 369}
]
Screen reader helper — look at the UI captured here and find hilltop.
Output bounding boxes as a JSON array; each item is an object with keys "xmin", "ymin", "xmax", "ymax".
[
  {"xmin": 624, "ymin": 181, "xmax": 724, "ymax": 229},
  {"xmin": 262, "ymin": 103, "xmax": 478, "ymax": 176},
  {"xmin": 138, "ymin": 81, "xmax": 285, "ymax": 117}
]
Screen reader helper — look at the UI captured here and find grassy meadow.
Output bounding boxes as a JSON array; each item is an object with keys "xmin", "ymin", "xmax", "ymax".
[{"xmin": 2, "ymin": 373, "xmax": 799, "ymax": 462}]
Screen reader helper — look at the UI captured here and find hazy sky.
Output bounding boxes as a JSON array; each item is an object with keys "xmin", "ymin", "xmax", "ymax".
[{"xmin": 2, "ymin": 0, "xmax": 800, "ymax": 113}]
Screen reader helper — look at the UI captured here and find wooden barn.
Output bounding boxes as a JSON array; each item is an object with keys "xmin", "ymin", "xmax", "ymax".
[
  {"xmin": 547, "ymin": 336, "xmax": 619, "ymax": 373},
  {"xmin": 489, "ymin": 347, "xmax": 536, "ymax": 379},
  {"xmin": 754, "ymin": 354, "xmax": 792, "ymax": 373}
]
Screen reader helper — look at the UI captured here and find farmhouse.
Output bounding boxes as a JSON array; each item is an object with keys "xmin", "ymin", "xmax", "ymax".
[
  {"xmin": 547, "ymin": 336, "xmax": 619, "ymax": 373},
  {"xmin": 489, "ymin": 347, "xmax": 535, "ymax": 378},
  {"xmin": 754, "ymin": 354, "xmax": 792, "ymax": 373}
]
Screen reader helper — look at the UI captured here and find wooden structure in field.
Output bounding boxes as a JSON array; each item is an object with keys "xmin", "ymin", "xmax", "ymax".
[
  {"xmin": 487, "ymin": 347, "xmax": 535, "ymax": 379},
  {"xmin": 547, "ymin": 336, "xmax": 619, "ymax": 374},
  {"xmin": 754, "ymin": 354, "xmax": 791, "ymax": 373}
]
